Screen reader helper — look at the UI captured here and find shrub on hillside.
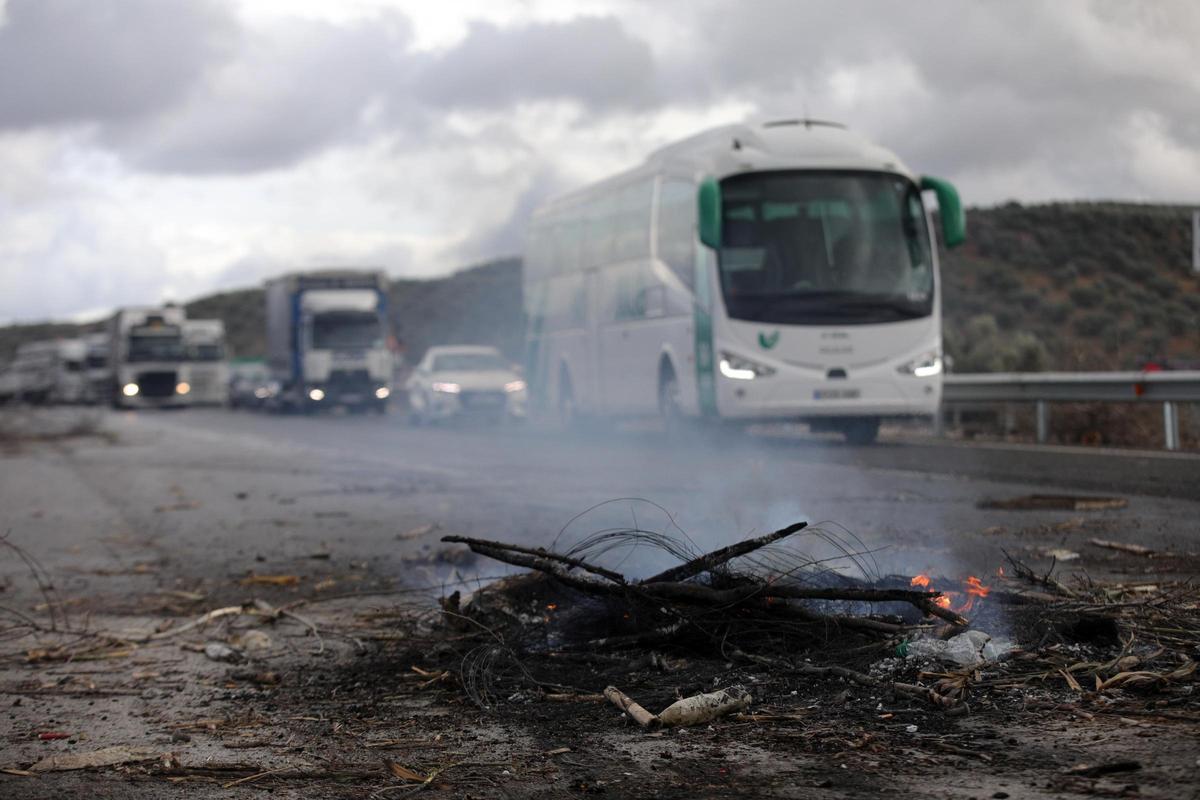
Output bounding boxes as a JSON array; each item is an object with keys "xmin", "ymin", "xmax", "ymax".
[
  {"xmin": 1069, "ymin": 285, "xmax": 1102, "ymax": 308},
  {"xmin": 1073, "ymin": 312, "xmax": 1109, "ymax": 337},
  {"xmin": 946, "ymin": 314, "xmax": 1050, "ymax": 373},
  {"xmin": 1045, "ymin": 302, "xmax": 1072, "ymax": 323}
]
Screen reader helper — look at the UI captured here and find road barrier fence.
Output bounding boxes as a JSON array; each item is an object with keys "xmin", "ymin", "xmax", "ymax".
[{"xmin": 941, "ymin": 371, "xmax": 1200, "ymax": 451}]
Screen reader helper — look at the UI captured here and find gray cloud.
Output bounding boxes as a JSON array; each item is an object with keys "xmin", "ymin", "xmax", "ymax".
[
  {"xmin": 451, "ymin": 164, "xmax": 571, "ymax": 264},
  {"xmin": 417, "ymin": 16, "xmax": 656, "ymax": 111},
  {"xmin": 665, "ymin": 0, "xmax": 1200, "ymax": 199},
  {"xmin": 107, "ymin": 14, "xmax": 415, "ymax": 174},
  {"xmin": 0, "ymin": 0, "xmax": 234, "ymax": 129},
  {"xmin": 4, "ymin": 1, "xmax": 1200, "ymax": 323}
]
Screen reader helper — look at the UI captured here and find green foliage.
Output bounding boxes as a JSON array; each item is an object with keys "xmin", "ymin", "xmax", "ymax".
[
  {"xmin": 1069, "ymin": 285, "xmax": 1102, "ymax": 308},
  {"xmin": 1073, "ymin": 311, "xmax": 1110, "ymax": 337},
  {"xmin": 946, "ymin": 314, "xmax": 1050, "ymax": 373},
  {"xmin": 941, "ymin": 201, "xmax": 1198, "ymax": 369},
  {"xmin": 1045, "ymin": 302, "xmax": 1072, "ymax": 323}
]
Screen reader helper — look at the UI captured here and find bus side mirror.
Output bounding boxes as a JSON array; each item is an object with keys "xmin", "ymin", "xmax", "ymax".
[
  {"xmin": 920, "ymin": 175, "xmax": 966, "ymax": 249},
  {"xmin": 698, "ymin": 177, "xmax": 722, "ymax": 250}
]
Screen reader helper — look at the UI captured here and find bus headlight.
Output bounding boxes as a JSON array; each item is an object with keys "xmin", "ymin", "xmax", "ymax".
[
  {"xmin": 308, "ymin": 388, "xmax": 325, "ymax": 401},
  {"xmin": 898, "ymin": 350, "xmax": 943, "ymax": 378},
  {"xmin": 122, "ymin": 383, "xmax": 140, "ymax": 397},
  {"xmin": 719, "ymin": 352, "xmax": 775, "ymax": 380},
  {"xmin": 176, "ymin": 382, "xmax": 191, "ymax": 395},
  {"xmin": 374, "ymin": 387, "xmax": 390, "ymax": 400},
  {"xmin": 504, "ymin": 380, "xmax": 526, "ymax": 393}
]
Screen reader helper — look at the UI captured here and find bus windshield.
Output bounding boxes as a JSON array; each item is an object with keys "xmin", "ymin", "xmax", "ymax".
[
  {"xmin": 311, "ymin": 312, "xmax": 383, "ymax": 350},
  {"xmin": 718, "ymin": 171, "xmax": 934, "ymax": 325}
]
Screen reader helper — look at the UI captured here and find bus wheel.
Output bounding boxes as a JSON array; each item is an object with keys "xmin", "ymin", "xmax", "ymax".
[
  {"xmin": 658, "ymin": 366, "xmax": 683, "ymax": 433},
  {"xmin": 841, "ymin": 417, "xmax": 880, "ymax": 445}
]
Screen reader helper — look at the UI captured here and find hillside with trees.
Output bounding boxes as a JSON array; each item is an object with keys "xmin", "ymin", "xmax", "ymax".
[
  {"xmin": 2, "ymin": 205, "xmax": 1197, "ymax": 374},
  {"xmin": 941, "ymin": 202, "xmax": 1199, "ymax": 372}
]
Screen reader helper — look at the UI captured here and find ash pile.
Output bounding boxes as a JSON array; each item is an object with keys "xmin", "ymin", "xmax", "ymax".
[{"xmin": 428, "ymin": 515, "xmax": 1198, "ymax": 732}]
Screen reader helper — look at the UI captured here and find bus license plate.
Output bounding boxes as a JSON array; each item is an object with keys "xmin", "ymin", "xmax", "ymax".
[{"xmin": 813, "ymin": 388, "xmax": 860, "ymax": 400}]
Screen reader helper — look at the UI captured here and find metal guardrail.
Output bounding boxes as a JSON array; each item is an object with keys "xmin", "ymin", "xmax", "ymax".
[{"xmin": 942, "ymin": 371, "xmax": 1200, "ymax": 451}]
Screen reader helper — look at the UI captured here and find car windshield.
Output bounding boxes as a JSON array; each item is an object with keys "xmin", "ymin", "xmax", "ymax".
[
  {"xmin": 432, "ymin": 353, "xmax": 508, "ymax": 372},
  {"xmin": 718, "ymin": 171, "xmax": 935, "ymax": 325},
  {"xmin": 128, "ymin": 334, "xmax": 184, "ymax": 362},
  {"xmin": 311, "ymin": 312, "xmax": 383, "ymax": 350}
]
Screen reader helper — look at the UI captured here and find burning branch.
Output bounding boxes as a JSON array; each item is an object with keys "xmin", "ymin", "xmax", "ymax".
[{"xmin": 442, "ymin": 520, "xmax": 972, "ymax": 635}]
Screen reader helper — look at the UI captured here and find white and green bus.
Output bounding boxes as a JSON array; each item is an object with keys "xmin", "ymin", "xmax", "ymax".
[{"xmin": 523, "ymin": 119, "xmax": 965, "ymax": 443}]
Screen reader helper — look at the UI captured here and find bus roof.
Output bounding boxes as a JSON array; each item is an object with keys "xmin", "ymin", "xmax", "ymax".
[{"xmin": 533, "ymin": 119, "xmax": 913, "ymax": 221}]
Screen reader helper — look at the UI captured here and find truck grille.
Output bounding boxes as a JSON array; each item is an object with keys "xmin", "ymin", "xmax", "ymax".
[
  {"xmin": 138, "ymin": 371, "xmax": 177, "ymax": 398},
  {"xmin": 328, "ymin": 369, "xmax": 372, "ymax": 394}
]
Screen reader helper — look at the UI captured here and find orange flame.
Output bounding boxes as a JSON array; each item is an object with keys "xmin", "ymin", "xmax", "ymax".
[{"xmin": 909, "ymin": 573, "xmax": 990, "ymax": 615}]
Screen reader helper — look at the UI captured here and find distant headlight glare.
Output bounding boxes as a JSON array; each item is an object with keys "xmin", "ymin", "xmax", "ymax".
[
  {"xmin": 504, "ymin": 380, "xmax": 526, "ymax": 393},
  {"xmin": 308, "ymin": 388, "xmax": 325, "ymax": 401},
  {"xmin": 374, "ymin": 387, "xmax": 390, "ymax": 399},
  {"xmin": 431, "ymin": 382, "xmax": 461, "ymax": 394},
  {"xmin": 122, "ymin": 383, "xmax": 139, "ymax": 397},
  {"xmin": 176, "ymin": 382, "xmax": 190, "ymax": 395}
]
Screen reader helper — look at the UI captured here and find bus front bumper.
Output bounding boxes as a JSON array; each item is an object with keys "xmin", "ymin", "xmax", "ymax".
[{"xmin": 714, "ymin": 372, "xmax": 941, "ymax": 420}]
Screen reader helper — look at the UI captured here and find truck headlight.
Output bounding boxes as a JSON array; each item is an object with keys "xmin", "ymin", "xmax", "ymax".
[
  {"xmin": 431, "ymin": 382, "xmax": 461, "ymax": 394},
  {"xmin": 122, "ymin": 383, "xmax": 140, "ymax": 397},
  {"xmin": 898, "ymin": 350, "xmax": 943, "ymax": 378},
  {"xmin": 719, "ymin": 352, "xmax": 775, "ymax": 380},
  {"xmin": 308, "ymin": 388, "xmax": 325, "ymax": 401},
  {"xmin": 374, "ymin": 387, "xmax": 390, "ymax": 400},
  {"xmin": 504, "ymin": 380, "xmax": 526, "ymax": 393}
]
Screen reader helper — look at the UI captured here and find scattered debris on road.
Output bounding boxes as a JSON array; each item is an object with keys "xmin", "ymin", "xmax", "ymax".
[
  {"xmin": 979, "ymin": 494, "xmax": 1129, "ymax": 511},
  {"xmin": 1088, "ymin": 538, "xmax": 1157, "ymax": 557}
]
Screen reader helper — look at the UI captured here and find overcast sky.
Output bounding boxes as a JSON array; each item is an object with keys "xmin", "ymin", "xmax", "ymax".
[{"xmin": 2, "ymin": 0, "xmax": 1198, "ymax": 323}]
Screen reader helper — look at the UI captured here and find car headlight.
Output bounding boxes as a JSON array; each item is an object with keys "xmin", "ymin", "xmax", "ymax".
[
  {"xmin": 122, "ymin": 383, "xmax": 140, "ymax": 397},
  {"xmin": 504, "ymin": 380, "xmax": 526, "ymax": 393},
  {"xmin": 375, "ymin": 387, "xmax": 390, "ymax": 399},
  {"xmin": 308, "ymin": 388, "xmax": 325, "ymax": 401},
  {"xmin": 431, "ymin": 382, "xmax": 461, "ymax": 394},
  {"xmin": 898, "ymin": 350, "xmax": 943, "ymax": 378},
  {"xmin": 719, "ymin": 351, "xmax": 775, "ymax": 380},
  {"xmin": 176, "ymin": 382, "xmax": 191, "ymax": 395}
]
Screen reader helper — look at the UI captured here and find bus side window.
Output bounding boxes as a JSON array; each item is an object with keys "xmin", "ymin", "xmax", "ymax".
[{"xmin": 657, "ymin": 179, "xmax": 696, "ymax": 289}]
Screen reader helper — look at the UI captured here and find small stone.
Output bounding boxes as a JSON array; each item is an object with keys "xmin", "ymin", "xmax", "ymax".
[{"xmin": 203, "ymin": 642, "xmax": 241, "ymax": 663}]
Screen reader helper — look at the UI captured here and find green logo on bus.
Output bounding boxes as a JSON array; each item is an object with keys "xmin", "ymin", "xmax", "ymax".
[{"xmin": 758, "ymin": 330, "xmax": 780, "ymax": 350}]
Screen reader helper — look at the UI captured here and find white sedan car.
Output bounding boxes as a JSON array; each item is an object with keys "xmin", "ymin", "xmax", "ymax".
[{"xmin": 405, "ymin": 346, "xmax": 526, "ymax": 424}]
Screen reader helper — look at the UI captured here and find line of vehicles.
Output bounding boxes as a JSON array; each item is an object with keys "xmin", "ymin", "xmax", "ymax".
[
  {"xmin": 0, "ymin": 312, "xmax": 230, "ymax": 408},
  {"xmin": 1, "ymin": 119, "xmax": 965, "ymax": 441}
]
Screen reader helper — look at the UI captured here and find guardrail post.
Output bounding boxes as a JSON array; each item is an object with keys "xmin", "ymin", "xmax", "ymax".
[
  {"xmin": 1036, "ymin": 401, "xmax": 1049, "ymax": 444},
  {"xmin": 1163, "ymin": 402, "xmax": 1180, "ymax": 451}
]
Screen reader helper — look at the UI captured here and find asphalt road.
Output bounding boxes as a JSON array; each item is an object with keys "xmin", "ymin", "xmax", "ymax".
[
  {"xmin": 6, "ymin": 407, "xmax": 1196, "ymax": 611},
  {"xmin": 3, "ymin": 407, "xmax": 1200, "ymax": 798}
]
